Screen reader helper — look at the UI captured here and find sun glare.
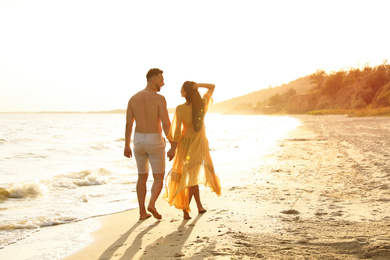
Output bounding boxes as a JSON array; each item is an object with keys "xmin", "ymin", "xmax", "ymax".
[{"xmin": 205, "ymin": 114, "xmax": 300, "ymax": 162}]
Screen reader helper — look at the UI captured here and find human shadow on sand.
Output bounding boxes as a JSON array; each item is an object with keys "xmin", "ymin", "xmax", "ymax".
[
  {"xmin": 139, "ymin": 214, "xmax": 205, "ymax": 259},
  {"xmin": 98, "ymin": 219, "xmax": 160, "ymax": 260}
]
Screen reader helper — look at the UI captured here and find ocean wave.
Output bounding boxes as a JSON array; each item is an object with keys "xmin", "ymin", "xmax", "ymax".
[
  {"xmin": 89, "ymin": 144, "xmax": 112, "ymax": 151},
  {"xmin": 0, "ymin": 187, "xmax": 10, "ymax": 199},
  {"xmin": 52, "ymin": 168, "xmax": 113, "ymax": 187},
  {"xmin": 0, "ymin": 181, "xmax": 47, "ymax": 199},
  {"xmin": 0, "ymin": 216, "xmax": 79, "ymax": 231},
  {"xmin": 14, "ymin": 152, "xmax": 48, "ymax": 159},
  {"xmin": 0, "ymin": 168, "xmax": 113, "ymax": 200},
  {"xmin": 116, "ymin": 137, "xmax": 125, "ymax": 142},
  {"xmin": 7, "ymin": 137, "xmax": 32, "ymax": 144},
  {"xmin": 0, "ymin": 215, "xmax": 80, "ymax": 249}
]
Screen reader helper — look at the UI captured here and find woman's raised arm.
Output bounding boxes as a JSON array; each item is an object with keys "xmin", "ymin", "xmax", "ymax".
[{"xmin": 193, "ymin": 83, "xmax": 215, "ymax": 93}]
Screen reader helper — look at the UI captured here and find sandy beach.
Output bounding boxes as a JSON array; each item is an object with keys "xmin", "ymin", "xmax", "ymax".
[
  {"xmin": 63, "ymin": 115, "xmax": 390, "ymax": 259},
  {"xmin": 4, "ymin": 115, "xmax": 389, "ymax": 259}
]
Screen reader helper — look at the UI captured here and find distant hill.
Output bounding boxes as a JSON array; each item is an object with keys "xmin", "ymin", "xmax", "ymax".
[
  {"xmin": 209, "ymin": 75, "xmax": 314, "ymax": 114},
  {"xmin": 287, "ymin": 62, "xmax": 390, "ymax": 114}
]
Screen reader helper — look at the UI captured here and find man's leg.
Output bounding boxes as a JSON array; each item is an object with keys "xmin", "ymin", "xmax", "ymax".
[
  {"xmin": 137, "ymin": 173, "xmax": 151, "ymax": 220},
  {"xmin": 147, "ymin": 173, "xmax": 164, "ymax": 219},
  {"xmin": 145, "ymin": 133, "xmax": 166, "ymax": 219},
  {"xmin": 133, "ymin": 133, "xmax": 151, "ymax": 220}
]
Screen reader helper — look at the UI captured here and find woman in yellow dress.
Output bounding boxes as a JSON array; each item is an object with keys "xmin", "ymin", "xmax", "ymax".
[{"xmin": 164, "ymin": 81, "xmax": 221, "ymax": 219}]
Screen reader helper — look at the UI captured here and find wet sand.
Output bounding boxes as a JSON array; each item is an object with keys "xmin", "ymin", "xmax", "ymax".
[{"xmin": 63, "ymin": 115, "xmax": 390, "ymax": 259}]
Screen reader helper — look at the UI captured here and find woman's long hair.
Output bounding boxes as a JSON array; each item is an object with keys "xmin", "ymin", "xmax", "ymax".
[{"xmin": 182, "ymin": 81, "xmax": 205, "ymax": 132}]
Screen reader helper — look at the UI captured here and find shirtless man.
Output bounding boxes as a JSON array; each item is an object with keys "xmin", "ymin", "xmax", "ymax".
[{"xmin": 124, "ymin": 68, "xmax": 175, "ymax": 220}]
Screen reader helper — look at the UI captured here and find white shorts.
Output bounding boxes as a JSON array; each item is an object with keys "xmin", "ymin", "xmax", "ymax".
[{"xmin": 133, "ymin": 132, "xmax": 166, "ymax": 174}]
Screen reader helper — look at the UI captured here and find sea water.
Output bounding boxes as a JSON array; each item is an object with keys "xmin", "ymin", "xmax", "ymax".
[{"xmin": 0, "ymin": 113, "xmax": 300, "ymax": 258}]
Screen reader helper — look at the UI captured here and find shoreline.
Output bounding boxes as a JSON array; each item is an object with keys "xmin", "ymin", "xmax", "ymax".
[{"xmin": 64, "ymin": 115, "xmax": 390, "ymax": 259}]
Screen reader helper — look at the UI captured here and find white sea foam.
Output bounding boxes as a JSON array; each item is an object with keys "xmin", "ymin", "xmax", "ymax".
[
  {"xmin": 53, "ymin": 168, "xmax": 113, "ymax": 187},
  {"xmin": 0, "ymin": 215, "xmax": 79, "ymax": 230},
  {"xmin": 0, "ymin": 215, "xmax": 81, "ymax": 249}
]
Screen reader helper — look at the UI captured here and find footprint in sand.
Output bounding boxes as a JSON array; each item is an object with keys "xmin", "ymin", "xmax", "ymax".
[
  {"xmin": 280, "ymin": 209, "xmax": 300, "ymax": 215},
  {"xmin": 330, "ymin": 210, "xmax": 343, "ymax": 217},
  {"xmin": 217, "ymin": 209, "xmax": 228, "ymax": 213},
  {"xmin": 208, "ymin": 217, "xmax": 223, "ymax": 222},
  {"xmin": 314, "ymin": 211, "xmax": 328, "ymax": 216}
]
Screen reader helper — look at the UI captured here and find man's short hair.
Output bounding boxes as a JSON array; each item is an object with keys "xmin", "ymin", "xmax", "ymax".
[{"xmin": 146, "ymin": 68, "xmax": 163, "ymax": 81}]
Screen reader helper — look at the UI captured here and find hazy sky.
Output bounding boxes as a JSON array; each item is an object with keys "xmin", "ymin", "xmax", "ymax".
[{"xmin": 1, "ymin": 0, "xmax": 389, "ymax": 112}]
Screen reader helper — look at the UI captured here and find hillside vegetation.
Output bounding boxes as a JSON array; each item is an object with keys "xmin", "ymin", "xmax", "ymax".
[
  {"xmin": 208, "ymin": 76, "xmax": 314, "ymax": 114},
  {"xmin": 210, "ymin": 61, "xmax": 390, "ymax": 116}
]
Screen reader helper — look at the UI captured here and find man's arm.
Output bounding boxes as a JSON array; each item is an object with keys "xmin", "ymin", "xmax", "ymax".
[
  {"xmin": 124, "ymin": 99, "xmax": 135, "ymax": 158},
  {"xmin": 158, "ymin": 96, "xmax": 177, "ymax": 160},
  {"xmin": 158, "ymin": 96, "xmax": 171, "ymax": 137}
]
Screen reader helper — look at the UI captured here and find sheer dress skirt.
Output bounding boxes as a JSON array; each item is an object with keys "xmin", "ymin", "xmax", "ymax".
[{"xmin": 163, "ymin": 127, "xmax": 221, "ymax": 212}]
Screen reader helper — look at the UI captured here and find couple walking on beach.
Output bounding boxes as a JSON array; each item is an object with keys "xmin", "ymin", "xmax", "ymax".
[{"xmin": 124, "ymin": 68, "xmax": 221, "ymax": 220}]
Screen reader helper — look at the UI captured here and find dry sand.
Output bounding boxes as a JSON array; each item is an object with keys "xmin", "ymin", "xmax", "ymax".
[{"xmin": 65, "ymin": 115, "xmax": 390, "ymax": 260}]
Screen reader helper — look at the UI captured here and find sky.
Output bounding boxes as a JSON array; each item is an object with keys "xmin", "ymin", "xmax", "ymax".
[{"xmin": 0, "ymin": 0, "xmax": 389, "ymax": 112}]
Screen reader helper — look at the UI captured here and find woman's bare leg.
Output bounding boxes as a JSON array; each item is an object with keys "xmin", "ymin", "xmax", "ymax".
[
  {"xmin": 193, "ymin": 185, "xmax": 207, "ymax": 213},
  {"xmin": 183, "ymin": 186, "xmax": 195, "ymax": 219}
]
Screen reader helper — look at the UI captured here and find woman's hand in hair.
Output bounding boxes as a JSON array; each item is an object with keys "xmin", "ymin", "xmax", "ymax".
[{"xmin": 193, "ymin": 83, "xmax": 215, "ymax": 91}]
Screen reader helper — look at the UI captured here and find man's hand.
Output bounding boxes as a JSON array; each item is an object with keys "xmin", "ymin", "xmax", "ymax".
[
  {"xmin": 124, "ymin": 146, "xmax": 132, "ymax": 158},
  {"xmin": 167, "ymin": 148, "xmax": 176, "ymax": 161}
]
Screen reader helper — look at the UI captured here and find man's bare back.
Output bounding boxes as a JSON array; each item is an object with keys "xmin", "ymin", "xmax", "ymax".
[{"xmin": 129, "ymin": 89, "xmax": 166, "ymax": 134}]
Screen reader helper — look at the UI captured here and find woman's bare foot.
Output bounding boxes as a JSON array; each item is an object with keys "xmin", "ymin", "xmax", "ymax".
[
  {"xmin": 147, "ymin": 206, "xmax": 162, "ymax": 219},
  {"xmin": 139, "ymin": 213, "xmax": 152, "ymax": 220},
  {"xmin": 183, "ymin": 211, "xmax": 191, "ymax": 219},
  {"xmin": 198, "ymin": 208, "xmax": 207, "ymax": 214}
]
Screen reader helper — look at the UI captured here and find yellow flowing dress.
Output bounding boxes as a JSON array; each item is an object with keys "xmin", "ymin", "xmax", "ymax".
[{"xmin": 163, "ymin": 90, "xmax": 221, "ymax": 212}]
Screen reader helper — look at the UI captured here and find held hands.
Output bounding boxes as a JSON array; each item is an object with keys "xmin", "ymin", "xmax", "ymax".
[{"xmin": 167, "ymin": 148, "xmax": 176, "ymax": 161}]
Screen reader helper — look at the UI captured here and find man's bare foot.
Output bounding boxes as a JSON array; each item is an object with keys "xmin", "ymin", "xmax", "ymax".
[
  {"xmin": 198, "ymin": 208, "xmax": 207, "ymax": 214},
  {"xmin": 183, "ymin": 211, "xmax": 191, "ymax": 219},
  {"xmin": 139, "ymin": 213, "xmax": 152, "ymax": 220},
  {"xmin": 147, "ymin": 206, "xmax": 162, "ymax": 219}
]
